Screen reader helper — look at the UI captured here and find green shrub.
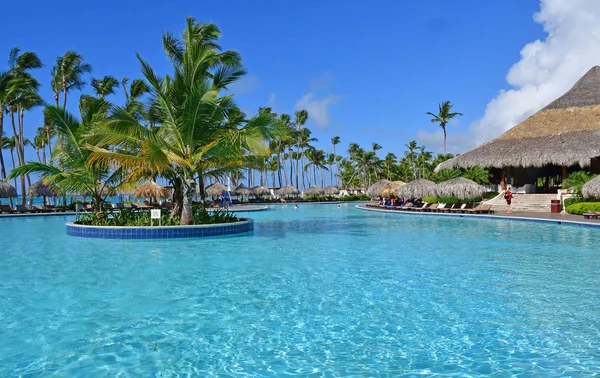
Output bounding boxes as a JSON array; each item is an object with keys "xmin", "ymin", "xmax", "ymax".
[
  {"xmin": 341, "ymin": 194, "xmax": 370, "ymax": 201},
  {"xmin": 485, "ymin": 191, "xmax": 499, "ymax": 199},
  {"xmin": 563, "ymin": 197, "xmax": 583, "ymax": 208},
  {"xmin": 77, "ymin": 207, "xmax": 238, "ymax": 226},
  {"xmin": 565, "ymin": 202, "xmax": 600, "ymax": 215}
]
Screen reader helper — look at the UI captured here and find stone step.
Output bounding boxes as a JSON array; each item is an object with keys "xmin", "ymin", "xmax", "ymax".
[{"xmin": 485, "ymin": 193, "xmax": 558, "ymax": 213}]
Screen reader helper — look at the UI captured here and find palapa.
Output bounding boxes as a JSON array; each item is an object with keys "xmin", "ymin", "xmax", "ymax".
[
  {"xmin": 234, "ymin": 184, "xmax": 251, "ymax": 196},
  {"xmin": 304, "ymin": 186, "xmax": 324, "ymax": 195},
  {"xmin": 205, "ymin": 182, "xmax": 227, "ymax": 197},
  {"xmin": 251, "ymin": 185, "xmax": 271, "ymax": 197},
  {"xmin": 397, "ymin": 179, "xmax": 438, "ymax": 199},
  {"xmin": 435, "ymin": 177, "xmax": 486, "ymax": 199},
  {"xmin": 436, "ymin": 66, "xmax": 600, "ymax": 172},
  {"xmin": 277, "ymin": 185, "xmax": 299, "ymax": 197},
  {"xmin": 582, "ymin": 175, "xmax": 600, "ymax": 198},
  {"xmin": 0, "ymin": 181, "xmax": 17, "ymax": 198},
  {"xmin": 323, "ymin": 186, "xmax": 340, "ymax": 196},
  {"xmin": 134, "ymin": 181, "xmax": 169, "ymax": 199},
  {"xmin": 366, "ymin": 179, "xmax": 390, "ymax": 198},
  {"xmin": 27, "ymin": 181, "xmax": 55, "ymax": 198},
  {"xmin": 380, "ymin": 181, "xmax": 406, "ymax": 198}
]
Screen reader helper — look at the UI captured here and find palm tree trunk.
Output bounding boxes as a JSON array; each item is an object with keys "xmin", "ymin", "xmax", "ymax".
[
  {"xmin": 0, "ymin": 113, "xmax": 5, "ymax": 180},
  {"xmin": 180, "ymin": 174, "xmax": 196, "ymax": 225},
  {"xmin": 282, "ymin": 158, "xmax": 288, "ymax": 186},
  {"xmin": 36, "ymin": 148, "xmax": 41, "ymax": 163},
  {"xmin": 321, "ymin": 168, "xmax": 325, "ymax": 188},
  {"xmin": 0, "ymin": 147, "xmax": 6, "ymax": 180},
  {"xmin": 443, "ymin": 126, "xmax": 447, "ymax": 155},
  {"xmin": 9, "ymin": 149, "xmax": 18, "ymax": 203},
  {"xmin": 329, "ymin": 164, "xmax": 333, "ymax": 186},
  {"xmin": 288, "ymin": 146, "xmax": 294, "ymax": 186},
  {"xmin": 41, "ymin": 145, "xmax": 46, "ymax": 164},
  {"xmin": 62, "ymin": 80, "xmax": 68, "ymax": 109}
]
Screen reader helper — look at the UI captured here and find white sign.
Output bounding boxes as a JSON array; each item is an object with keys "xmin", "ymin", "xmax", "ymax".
[{"xmin": 150, "ymin": 209, "xmax": 161, "ymax": 219}]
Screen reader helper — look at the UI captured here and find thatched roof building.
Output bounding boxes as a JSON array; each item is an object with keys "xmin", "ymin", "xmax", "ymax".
[
  {"xmin": 581, "ymin": 175, "xmax": 600, "ymax": 199},
  {"xmin": 323, "ymin": 186, "xmax": 340, "ymax": 196},
  {"xmin": 436, "ymin": 177, "xmax": 486, "ymax": 199},
  {"xmin": 305, "ymin": 186, "xmax": 324, "ymax": 195},
  {"xmin": 366, "ymin": 180, "xmax": 390, "ymax": 198},
  {"xmin": 0, "ymin": 181, "xmax": 17, "ymax": 198},
  {"xmin": 27, "ymin": 181, "xmax": 56, "ymax": 198},
  {"xmin": 205, "ymin": 182, "xmax": 227, "ymax": 197},
  {"xmin": 251, "ymin": 185, "xmax": 271, "ymax": 196},
  {"xmin": 397, "ymin": 179, "xmax": 437, "ymax": 199},
  {"xmin": 233, "ymin": 184, "xmax": 251, "ymax": 196},
  {"xmin": 277, "ymin": 185, "xmax": 299, "ymax": 197},
  {"xmin": 436, "ymin": 66, "xmax": 600, "ymax": 173},
  {"xmin": 134, "ymin": 181, "xmax": 169, "ymax": 199},
  {"xmin": 380, "ymin": 181, "xmax": 405, "ymax": 197}
]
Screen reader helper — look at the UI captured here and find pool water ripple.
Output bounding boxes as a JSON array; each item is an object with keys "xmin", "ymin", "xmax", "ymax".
[{"xmin": 1, "ymin": 204, "xmax": 600, "ymax": 376}]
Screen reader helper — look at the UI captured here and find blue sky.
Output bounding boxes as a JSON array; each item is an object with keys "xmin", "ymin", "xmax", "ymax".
[{"xmin": 2, "ymin": 0, "xmax": 547, "ymax": 164}]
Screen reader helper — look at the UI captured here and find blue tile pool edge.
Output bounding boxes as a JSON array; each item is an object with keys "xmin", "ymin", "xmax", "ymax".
[{"xmin": 65, "ymin": 218, "xmax": 254, "ymax": 239}]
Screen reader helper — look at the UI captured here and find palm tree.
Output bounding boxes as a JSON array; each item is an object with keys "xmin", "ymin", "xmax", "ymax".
[
  {"xmin": 327, "ymin": 153, "xmax": 336, "ymax": 186},
  {"xmin": 404, "ymin": 140, "xmax": 418, "ymax": 180},
  {"xmin": 3, "ymin": 135, "xmax": 19, "ymax": 192},
  {"xmin": 91, "ymin": 75, "xmax": 119, "ymax": 99},
  {"xmin": 462, "ymin": 166, "xmax": 491, "ymax": 185},
  {"xmin": 298, "ymin": 127, "xmax": 316, "ymax": 189},
  {"xmin": 294, "ymin": 109, "xmax": 308, "ymax": 189},
  {"xmin": 120, "ymin": 77, "xmax": 149, "ymax": 119},
  {"xmin": 331, "ymin": 136, "xmax": 340, "ymax": 185},
  {"xmin": 0, "ymin": 71, "xmax": 15, "ymax": 179},
  {"xmin": 372, "ymin": 142, "xmax": 382, "ymax": 152},
  {"xmin": 33, "ymin": 127, "xmax": 48, "ymax": 163},
  {"xmin": 426, "ymin": 101, "xmax": 462, "ymax": 155},
  {"xmin": 51, "ymin": 51, "xmax": 92, "ymax": 109},
  {"xmin": 384, "ymin": 152, "xmax": 397, "ymax": 180},
  {"xmin": 0, "ymin": 133, "xmax": 11, "ymax": 180},
  {"xmin": 86, "ymin": 18, "xmax": 281, "ymax": 224}
]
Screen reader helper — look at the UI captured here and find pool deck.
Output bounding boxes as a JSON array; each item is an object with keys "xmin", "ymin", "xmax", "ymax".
[{"xmin": 356, "ymin": 204, "xmax": 600, "ymax": 228}]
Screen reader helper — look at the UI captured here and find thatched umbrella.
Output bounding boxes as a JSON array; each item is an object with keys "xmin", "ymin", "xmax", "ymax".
[
  {"xmin": 28, "ymin": 181, "xmax": 56, "ymax": 205},
  {"xmin": 582, "ymin": 175, "xmax": 600, "ymax": 198},
  {"xmin": 0, "ymin": 181, "xmax": 17, "ymax": 198},
  {"xmin": 134, "ymin": 181, "xmax": 169, "ymax": 200},
  {"xmin": 277, "ymin": 185, "xmax": 299, "ymax": 197},
  {"xmin": 436, "ymin": 177, "xmax": 486, "ymax": 199},
  {"xmin": 234, "ymin": 184, "xmax": 251, "ymax": 196},
  {"xmin": 251, "ymin": 185, "xmax": 271, "ymax": 197},
  {"xmin": 366, "ymin": 179, "xmax": 390, "ymax": 198},
  {"xmin": 397, "ymin": 179, "xmax": 438, "ymax": 199},
  {"xmin": 380, "ymin": 181, "xmax": 406, "ymax": 198},
  {"xmin": 205, "ymin": 182, "xmax": 227, "ymax": 197},
  {"xmin": 324, "ymin": 186, "xmax": 340, "ymax": 196},
  {"xmin": 435, "ymin": 66, "xmax": 600, "ymax": 172},
  {"xmin": 305, "ymin": 186, "xmax": 324, "ymax": 196}
]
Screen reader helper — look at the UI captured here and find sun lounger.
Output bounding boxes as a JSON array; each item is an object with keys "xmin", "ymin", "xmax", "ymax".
[
  {"xmin": 15, "ymin": 204, "xmax": 37, "ymax": 213},
  {"xmin": 32, "ymin": 205, "xmax": 52, "ymax": 213},
  {"xmin": 134, "ymin": 202, "xmax": 152, "ymax": 209},
  {"xmin": 432, "ymin": 203, "xmax": 447, "ymax": 213},
  {"xmin": 421, "ymin": 203, "xmax": 438, "ymax": 212},
  {"xmin": 583, "ymin": 211, "xmax": 600, "ymax": 219},
  {"xmin": 438, "ymin": 204, "xmax": 455, "ymax": 213},
  {"xmin": 0, "ymin": 204, "xmax": 16, "ymax": 214}
]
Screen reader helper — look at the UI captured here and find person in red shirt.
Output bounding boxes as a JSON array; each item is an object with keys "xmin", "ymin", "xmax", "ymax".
[{"xmin": 504, "ymin": 187, "xmax": 513, "ymax": 214}]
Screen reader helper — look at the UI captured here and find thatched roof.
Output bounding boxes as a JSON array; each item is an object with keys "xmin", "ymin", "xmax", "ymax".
[
  {"xmin": 27, "ymin": 181, "xmax": 55, "ymax": 198},
  {"xmin": 134, "ymin": 181, "xmax": 168, "ymax": 199},
  {"xmin": 205, "ymin": 182, "xmax": 227, "ymax": 197},
  {"xmin": 0, "ymin": 181, "xmax": 17, "ymax": 198},
  {"xmin": 277, "ymin": 185, "xmax": 299, "ymax": 196},
  {"xmin": 380, "ymin": 181, "xmax": 405, "ymax": 197},
  {"xmin": 305, "ymin": 186, "xmax": 324, "ymax": 195},
  {"xmin": 233, "ymin": 184, "xmax": 251, "ymax": 196},
  {"xmin": 436, "ymin": 177, "xmax": 486, "ymax": 199},
  {"xmin": 582, "ymin": 175, "xmax": 600, "ymax": 198},
  {"xmin": 324, "ymin": 186, "xmax": 340, "ymax": 196},
  {"xmin": 366, "ymin": 179, "xmax": 390, "ymax": 198},
  {"xmin": 397, "ymin": 179, "xmax": 437, "ymax": 199},
  {"xmin": 436, "ymin": 66, "xmax": 600, "ymax": 172},
  {"xmin": 251, "ymin": 185, "xmax": 271, "ymax": 196}
]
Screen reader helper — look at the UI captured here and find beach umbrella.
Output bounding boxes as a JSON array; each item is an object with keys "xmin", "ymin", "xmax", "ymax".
[
  {"xmin": 234, "ymin": 184, "xmax": 251, "ymax": 196},
  {"xmin": 323, "ymin": 186, "xmax": 340, "ymax": 196},
  {"xmin": 277, "ymin": 185, "xmax": 299, "ymax": 197},
  {"xmin": 0, "ymin": 181, "xmax": 17, "ymax": 198},
  {"xmin": 380, "ymin": 181, "xmax": 406, "ymax": 198},
  {"xmin": 134, "ymin": 181, "xmax": 169, "ymax": 200},
  {"xmin": 582, "ymin": 175, "xmax": 600, "ymax": 199},
  {"xmin": 251, "ymin": 185, "xmax": 271, "ymax": 197},
  {"xmin": 305, "ymin": 186, "xmax": 324, "ymax": 196},
  {"xmin": 397, "ymin": 179, "xmax": 438, "ymax": 199},
  {"xmin": 27, "ymin": 181, "xmax": 55, "ymax": 198},
  {"xmin": 436, "ymin": 177, "xmax": 486, "ymax": 199},
  {"xmin": 366, "ymin": 179, "xmax": 390, "ymax": 198},
  {"xmin": 205, "ymin": 182, "xmax": 227, "ymax": 197}
]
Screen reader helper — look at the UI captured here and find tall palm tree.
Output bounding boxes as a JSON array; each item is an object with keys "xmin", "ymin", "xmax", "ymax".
[
  {"xmin": 51, "ymin": 51, "xmax": 92, "ymax": 109},
  {"xmin": 331, "ymin": 135, "xmax": 340, "ymax": 185},
  {"xmin": 298, "ymin": 127, "xmax": 316, "ymax": 189},
  {"xmin": 384, "ymin": 152, "xmax": 397, "ymax": 180},
  {"xmin": 327, "ymin": 153, "xmax": 336, "ymax": 186},
  {"xmin": 294, "ymin": 109, "xmax": 308, "ymax": 189},
  {"xmin": 404, "ymin": 140, "xmax": 418, "ymax": 180},
  {"xmin": 91, "ymin": 75, "xmax": 119, "ymax": 99},
  {"xmin": 120, "ymin": 77, "xmax": 149, "ymax": 119},
  {"xmin": 372, "ymin": 142, "xmax": 382, "ymax": 152},
  {"xmin": 426, "ymin": 101, "xmax": 462, "ymax": 155},
  {"xmin": 0, "ymin": 72, "xmax": 15, "ymax": 179},
  {"xmin": 4, "ymin": 135, "xmax": 19, "ymax": 192},
  {"xmin": 86, "ymin": 18, "xmax": 281, "ymax": 224},
  {"xmin": 34, "ymin": 127, "xmax": 48, "ymax": 163},
  {"xmin": 0, "ymin": 132, "xmax": 11, "ymax": 180}
]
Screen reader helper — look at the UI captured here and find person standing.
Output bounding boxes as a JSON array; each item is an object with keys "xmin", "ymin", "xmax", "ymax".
[{"xmin": 504, "ymin": 187, "xmax": 513, "ymax": 214}]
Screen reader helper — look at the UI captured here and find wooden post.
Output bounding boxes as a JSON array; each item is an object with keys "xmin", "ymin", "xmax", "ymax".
[
  {"xmin": 562, "ymin": 166, "xmax": 568, "ymax": 180},
  {"xmin": 500, "ymin": 168, "xmax": 507, "ymax": 191}
]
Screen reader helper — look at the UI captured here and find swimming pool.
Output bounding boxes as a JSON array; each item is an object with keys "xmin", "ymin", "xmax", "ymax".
[{"xmin": 1, "ymin": 203, "xmax": 599, "ymax": 376}]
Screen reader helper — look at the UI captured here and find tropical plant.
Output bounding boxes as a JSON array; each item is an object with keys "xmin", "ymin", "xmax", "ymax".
[
  {"xmin": 91, "ymin": 75, "xmax": 119, "ymax": 99},
  {"xmin": 51, "ymin": 51, "xmax": 92, "ymax": 109},
  {"xmin": 564, "ymin": 171, "xmax": 597, "ymax": 195},
  {"xmin": 426, "ymin": 100, "xmax": 462, "ymax": 155},
  {"xmin": 294, "ymin": 109, "xmax": 308, "ymax": 189}
]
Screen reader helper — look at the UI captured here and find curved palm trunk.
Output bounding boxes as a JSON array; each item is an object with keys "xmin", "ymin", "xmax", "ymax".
[
  {"xmin": 288, "ymin": 146, "xmax": 294, "ymax": 186},
  {"xmin": 329, "ymin": 164, "xmax": 333, "ymax": 186},
  {"xmin": 0, "ymin": 113, "xmax": 5, "ymax": 179},
  {"xmin": 180, "ymin": 175, "xmax": 196, "ymax": 225},
  {"xmin": 442, "ymin": 126, "xmax": 447, "ymax": 155}
]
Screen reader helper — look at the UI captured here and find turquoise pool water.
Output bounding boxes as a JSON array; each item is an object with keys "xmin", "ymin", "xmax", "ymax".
[{"xmin": 1, "ymin": 204, "xmax": 599, "ymax": 376}]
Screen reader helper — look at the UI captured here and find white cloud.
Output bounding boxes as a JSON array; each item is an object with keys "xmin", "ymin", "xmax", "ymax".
[
  {"xmin": 469, "ymin": 0, "xmax": 600, "ymax": 145},
  {"xmin": 416, "ymin": 129, "xmax": 474, "ymax": 154},
  {"xmin": 295, "ymin": 93, "xmax": 341, "ymax": 129},
  {"xmin": 228, "ymin": 75, "xmax": 261, "ymax": 94},
  {"xmin": 267, "ymin": 93, "xmax": 277, "ymax": 108},
  {"xmin": 308, "ymin": 72, "xmax": 333, "ymax": 91}
]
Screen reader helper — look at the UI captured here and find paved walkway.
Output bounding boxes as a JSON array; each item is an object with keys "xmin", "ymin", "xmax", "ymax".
[{"xmin": 356, "ymin": 204, "xmax": 600, "ymax": 228}]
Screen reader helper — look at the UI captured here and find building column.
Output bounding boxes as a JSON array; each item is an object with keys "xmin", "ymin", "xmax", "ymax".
[
  {"xmin": 500, "ymin": 168, "xmax": 507, "ymax": 191},
  {"xmin": 562, "ymin": 166, "xmax": 568, "ymax": 181}
]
